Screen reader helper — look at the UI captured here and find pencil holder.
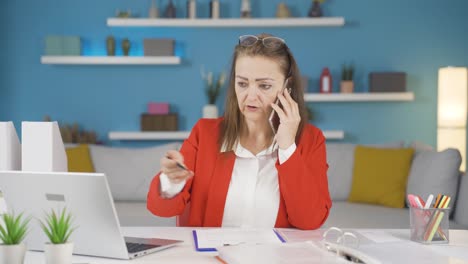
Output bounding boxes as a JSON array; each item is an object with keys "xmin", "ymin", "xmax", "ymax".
[{"xmin": 409, "ymin": 207, "xmax": 450, "ymax": 244}]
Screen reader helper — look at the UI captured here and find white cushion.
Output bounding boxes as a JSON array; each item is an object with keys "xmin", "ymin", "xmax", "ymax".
[{"xmin": 89, "ymin": 143, "xmax": 181, "ymax": 201}]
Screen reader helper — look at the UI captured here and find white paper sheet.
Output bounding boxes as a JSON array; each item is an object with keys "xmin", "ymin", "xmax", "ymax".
[
  {"xmin": 217, "ymin": 241, "xmax": 382, "ymax": 264},
  {"xmin": 358, "ymin": 230, "xmax": 403, "ymax": 243},
  {"xmin": 194, "ymin": 228, "xmax": 282, "ymax": 249}
]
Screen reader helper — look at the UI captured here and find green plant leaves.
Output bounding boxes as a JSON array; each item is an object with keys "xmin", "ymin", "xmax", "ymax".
[
  {"xmin": 0, "ymin": 212, "xmax": 30, "ymax": 245},
  {"xmin": 39, "ymin": 208, "xmax": 76, "ymax": 244},
  {"xmin": 204, "ymin": 72, "xmax": 226, "ymax": 104},
  {"xmin": 341, "ymin": 63, "xmax": 355, "ymax": 81}
]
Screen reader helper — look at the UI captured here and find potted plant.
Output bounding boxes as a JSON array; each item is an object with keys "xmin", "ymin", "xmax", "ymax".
[
  {"xmin": 0, "ymin": 212, "xmax": 30, "ymax": 264},
  {"xmin": 340, "ymin": 63, "xmax": 355, "ymax": 93},
  {"xmin": 39, "ymin": 208, "xmax": 76, "ymax": 264},
  {"xmin": 201, "ymin": 66, "xmax": 226, "ymax": 118}
]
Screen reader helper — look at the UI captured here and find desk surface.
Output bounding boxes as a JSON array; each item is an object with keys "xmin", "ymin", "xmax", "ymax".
[{"xmin": 24, "ymin": 227, "xmax": 468, "ymax": 264}]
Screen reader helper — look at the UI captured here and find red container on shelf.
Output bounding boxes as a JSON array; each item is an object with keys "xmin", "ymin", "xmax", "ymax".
[{"xmin": 320, "ymin": 67, "xmax": 332, "ymax": 93}]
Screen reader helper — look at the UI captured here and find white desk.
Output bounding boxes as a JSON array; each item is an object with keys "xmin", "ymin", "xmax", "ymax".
[{"xmin": 24, "ymin": 227, "xmax": 468, "ymax": 264}]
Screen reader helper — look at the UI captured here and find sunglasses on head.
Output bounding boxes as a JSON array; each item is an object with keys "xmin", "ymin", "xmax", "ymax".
[
  {"xmin": 238, "ymin": 35, "xmax": 286, "ymax": 49},
  {"xmin": 238, "ymin": 35, "xmax": 293, "ymax": 78}
]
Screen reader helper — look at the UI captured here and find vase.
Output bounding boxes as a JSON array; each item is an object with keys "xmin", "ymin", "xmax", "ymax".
[
  {"xmin": 106, "ymin": 36, "xmax": 115, "ymax": 56},
  {"xmin": 187, "ymin": 0, "xmax": 196, "ymax": 18},
  {"xmin": 308, "ymin": 0, "xmax": 322, "ymax": 17},
  {"xmin": 0, "ymin": 243, "xmax": 27, "ymax": 264},
  {"xmin": 203, "ymin": 104, "xmax": 218, "ymax": 118},
  {"xmin": 44, "ymin": 242, "xmax": 74, "ymax": 264},
  {"xmin": 210, "ymin": 0, "xmax": 220, "ymax": 19},
  {"xmin": 240, "ymin": 0, "xmax": 251, "ymax": 18},
  {"xmin": 340, "ymin": 81, "xmax": 354, "ymax": 93},
  {"xmin": 122, "ymin": 38, "xmax": 131, "ymax": 56},
  {"xmin": 148, "ymin": 0, "xmax": 159, "ymax": 18},
  {"xmin": 164, "ymin": 0, "xmax": 176, "ymax": 18},
  {"xmin": 276, "ymin": 2, "xmax": 291, "ymax": 18}
]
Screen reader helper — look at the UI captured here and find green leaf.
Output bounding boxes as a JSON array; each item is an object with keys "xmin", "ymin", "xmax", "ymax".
[
  {"xmin": 39, "ymin": 207, "xmax": 76, "ymax": 244},
  {"xmin": 0, "ymin": 212, "xmax": 30, "ymax": 244}
]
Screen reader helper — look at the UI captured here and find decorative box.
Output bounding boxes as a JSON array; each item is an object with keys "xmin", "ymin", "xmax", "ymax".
[
  {"xmin": 141, "ymin": 114, "xmax": 178, "ymax": 131},
  {"xmin": 369, "ymin": 72, "xmax": 406, "ymax": 92},
  {"xmin": 148, "ymin": 102, "xmax": 170, "ymax": 115},
  {"xmin": 143, "ymin": 39, "xmax": 175, "ymax": 56},
  {"xmin": 45, "ymin": 35, "xmax": 81, "ymax": 56}
]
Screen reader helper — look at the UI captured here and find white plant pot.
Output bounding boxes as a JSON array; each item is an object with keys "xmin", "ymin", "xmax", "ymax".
[
  {"xmin": 0, "ymin": 243, "xmax": 27, "ymax": 264},
  {"xmin": 203, "ymin": 104, "xmax": 218, "ymax": 119},
  {"xmin": 44, "ymin": 242, "xmax": 74, "ymax": 264}
]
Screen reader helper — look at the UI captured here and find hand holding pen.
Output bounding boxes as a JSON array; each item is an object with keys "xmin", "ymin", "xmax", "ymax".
[{"xmin": 161, "ymin": 150, "xmax": 194, "ymax": 184}]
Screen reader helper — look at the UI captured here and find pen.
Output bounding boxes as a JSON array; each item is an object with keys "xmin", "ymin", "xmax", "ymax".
[
  {"xmin": 414, "ymin": 196, "xmax": 424, "ymax": 209},
  {"xmin": 424, "ymin": 194, "xmax": 434, "ymax": 209},
  {"xmin": 166, "ymin": 156, "xmax": 188, "ymax": 171}
]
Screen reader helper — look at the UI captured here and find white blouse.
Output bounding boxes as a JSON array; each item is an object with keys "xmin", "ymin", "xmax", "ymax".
[{"xmin": 160, "ymin": 143, "xmax": 296, "ymax": 228}]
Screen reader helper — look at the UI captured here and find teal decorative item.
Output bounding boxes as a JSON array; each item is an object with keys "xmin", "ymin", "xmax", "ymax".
[
  {"xmin": 122, "ymin": 38, "xmax": 131, "ymax": 56},
  {"xmin": 106, "ymin": 36, "xmax": 116, "ymax": 56},
  {"xmin": 44, "ymin": 35, "xmax": 81, "ymax": 56},
  {"xmin": 45, "ymin": 36, "xmax": 63, "ymax": 55},
  {"xmin": 62, "ymin": 36, "xmax": 81, "ymax": 55}
]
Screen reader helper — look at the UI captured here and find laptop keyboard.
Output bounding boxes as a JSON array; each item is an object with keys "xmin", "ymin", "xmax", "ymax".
[{"xmin": 126, "ymin": 242, "xmax": 161, "ymax": 253}]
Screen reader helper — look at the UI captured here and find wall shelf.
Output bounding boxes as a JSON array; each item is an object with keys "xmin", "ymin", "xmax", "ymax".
[
  {"xmin": 40, "ymin": 56, "xmax": 181, "ymax": 65},
  {"xmin": 107, "ymin": 17, "xmax": 345, "ymax": 27},
  {"xmin": 109, "ymin": 130, "xmax": 345, "ymax": 141},
  {"xmin": 304, "ymin": 92, "xmax": 415, "ymax": 102}
]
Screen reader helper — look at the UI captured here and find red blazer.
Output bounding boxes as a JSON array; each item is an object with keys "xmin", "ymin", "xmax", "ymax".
[{"xmin": 147, "ymin": 118, "xmax": 332, "ymax": 230}]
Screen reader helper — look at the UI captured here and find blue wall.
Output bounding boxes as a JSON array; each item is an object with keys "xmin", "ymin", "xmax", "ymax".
[{"xmin": 1, "ymin": 0, "xmax": 468, "ymax": 147}]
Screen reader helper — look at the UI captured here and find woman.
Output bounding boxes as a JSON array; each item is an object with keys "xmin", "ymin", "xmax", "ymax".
[{"xmin": 147, "ymin": 33, "xmax": 331, "ymax": 230}]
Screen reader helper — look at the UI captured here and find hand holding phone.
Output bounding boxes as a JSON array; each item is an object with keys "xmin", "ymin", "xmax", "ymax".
[{"xmin": 269, "ymin": 79, "xmax": 290, "ymax": 134}]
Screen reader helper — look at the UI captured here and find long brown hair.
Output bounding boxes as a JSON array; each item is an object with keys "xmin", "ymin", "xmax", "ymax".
[{"xmin": 219, "ymin": 33, "xmax": 308, "ymax": 151}]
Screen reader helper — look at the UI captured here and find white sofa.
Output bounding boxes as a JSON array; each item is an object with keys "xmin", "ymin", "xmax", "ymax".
[{"xmin": 84, "ymin": 141, "xmax": 468, "ymax": 229}]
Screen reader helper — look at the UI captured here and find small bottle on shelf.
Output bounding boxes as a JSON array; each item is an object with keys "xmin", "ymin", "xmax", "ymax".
[
  {"xmin": 210, "ymin": 0, "xmax": 220, "ymax": 19},
  {"xmin": 320, "ymin": 67, "xmax": 332, "ymax": 93},
  {"xmin": 187, "ymin": 0, "xmax": 196, "ymax": 19},
  {"xmin": 240, "ymin": 0, "xmax": 251, "ymax": 18},
  {"xmin": 148, "ymin": 0, "xmax": 159, "ymax": 18}
]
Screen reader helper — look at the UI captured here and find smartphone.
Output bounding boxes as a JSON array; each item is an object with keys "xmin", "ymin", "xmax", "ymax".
[{"xmin": 269, "ymin": 79, "xmax": 290, "ymax": 134}]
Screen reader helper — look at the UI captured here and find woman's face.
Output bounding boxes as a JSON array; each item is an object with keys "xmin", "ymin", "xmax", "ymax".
[{"xmin": 235, "ymin": 55, "xmax": 286, "ymax": 123}]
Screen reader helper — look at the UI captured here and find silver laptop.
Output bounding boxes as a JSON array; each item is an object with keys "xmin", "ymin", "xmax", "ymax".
[{"xmin": 0, "ymin": 171, "xmax": 183, "ymax": 259}]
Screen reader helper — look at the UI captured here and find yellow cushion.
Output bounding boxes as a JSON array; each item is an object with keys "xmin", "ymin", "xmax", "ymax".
[
  {"xmin": 348, "ymin": 146, "xmax": 414, "ymax": 208},
  {"xmin": 66, "ymin": 144, "xmax": 95, "ymax": 172}
]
